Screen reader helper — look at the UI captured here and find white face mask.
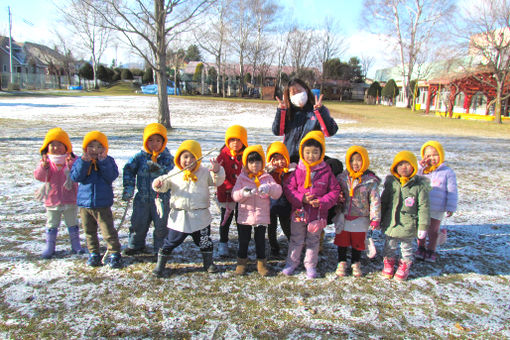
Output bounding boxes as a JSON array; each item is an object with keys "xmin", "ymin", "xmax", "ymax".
[
  {"xmin": 290, "ymin": 91, "xmax": 308, "ymax": 107},
  {"xmin": 48, "ymin": 154, "xmax": 67, "ymax": 166}
]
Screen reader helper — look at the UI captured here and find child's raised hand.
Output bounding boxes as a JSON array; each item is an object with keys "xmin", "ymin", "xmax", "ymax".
[
  {"xmin": 209, "ymin": 157, "xmax": 220, "ymax": 173},
  {"xmin": 276, "ymin": 95, "xmax": 287, "ymax": 109},
  {"xmin": 41, "ymin": 154, "xmax": 49, "ymax": 169},
  {"xmin": 419, "ymin": 155, "xmax": 431, "ymax": 168},
  {"xmin": 98, "ymin": 150, "xmax": 107, "ymax": 161},
  {"xmin": 313, "ymin": 94, "xmax": 324, "ymax": 110},
  {"xmin": 446, "ymin": 211, "xmax": 453, "ymax": 217},
  {"xmin": 153, "ymin": 179, "xmax": 163, "ymax": 190},
  {"xmin": 82, "ymin": 152, "xmax": 92, "ymax": 162}
]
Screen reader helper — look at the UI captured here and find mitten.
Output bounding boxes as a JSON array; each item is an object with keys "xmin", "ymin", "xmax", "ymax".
[
  {"xmin": 258, "ymin": 184, "xmax": 271, "ymax": 195},
  {"xmin": 370, "ymin": 220, "xmax": 380, "ymax": 230},
  {"xmin": 417, "ymin": 230, "xmax": 427, "ymax": 239},
  {"xmin": 147, "ymin": 160, "xmax": 162, "ymax": 172},
  {"xmin": 242, "ymin": 187, "xmax": 256, "ymax": 197}
]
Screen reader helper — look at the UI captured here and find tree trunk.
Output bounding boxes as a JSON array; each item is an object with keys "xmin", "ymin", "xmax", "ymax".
[
  {"xmin": 494, "ymin": 81, "xmax": 502, "ymax": 124},
  {"xmin": 156, "ymin": 48, "xmax": 170, "ymax": 128}
]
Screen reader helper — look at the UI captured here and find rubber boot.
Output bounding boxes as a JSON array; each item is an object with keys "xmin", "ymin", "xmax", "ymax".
[
  {"xmin": 41, "ymin": 228, "xmax": 58, "ymax": 259},
  {"xmin": 235, "ymin": 257, "xmax": 248, "ymax": 275},
  {"xmin": 202, "ymin": 251, "xmax": 218, "ymax": 273},
  {"xmin": 153, "ymin": 252, "xmax": 170, "ymax": 277},
  {"xmin": 68, "ymin": 225, "xmax": 84, "ymax": 254},
  {"xmin": 319, "ymin": 230, "xmax": 325, "ymax": 254},
  {"xmin": 256, "ymin": 258, "xmax": 269, "ymax": 277}
]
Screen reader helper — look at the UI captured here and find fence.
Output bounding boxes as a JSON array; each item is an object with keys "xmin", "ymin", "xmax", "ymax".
[{"xmin": 0, "ymin": 72, "xmax": 98, "ymax": 91}]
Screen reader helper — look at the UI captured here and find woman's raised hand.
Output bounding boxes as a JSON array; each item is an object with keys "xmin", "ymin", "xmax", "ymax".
[
  {"xmin": 313, "ymin": 94, "xmax": 324, "ymax": 110},
  {"xmin": 276, "ymin": 95, "xmax": 287, "ymax": 109}
]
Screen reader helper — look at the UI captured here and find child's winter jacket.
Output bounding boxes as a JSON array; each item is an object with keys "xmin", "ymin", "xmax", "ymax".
[
  {"xmin": 70, "ymin": 156, "xmax": 119, "ymax": 208},
  {"xmin": 216, "ymin": 145, "xmax": 243, "ymax": 203},
  {"xmin": 123, "ymin": 148, "xmax": 174, "ymax": 202},
  {"xmin": 418, "ymin": 163, "xmax": 457, "ymax": 213},
  {"xmin": 232, "ymin": 170, "xmax": 282, "ymax": 225},
  {"xmin": 34, "ymin": 157, "xmax": 78, "ymax": 207}
]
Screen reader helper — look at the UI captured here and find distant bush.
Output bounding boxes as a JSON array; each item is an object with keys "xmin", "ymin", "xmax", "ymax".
[
  {"xmin": 367, "ymin": 81, "xmax": 382, "ymax": 98},
  {"xmin": 121, "ymin": 69, "xmax": 133, "ymax": 80},
  {"xmin": 131, "ymin": 68, "xmax": 144, "ymax": 77},
  {"xmin": 79, "ymin": 62, "xmax": 94, "ymax": 80},
  {"xmin": 143, "ymin": 68, "xmax": 153, "ymax": 84},
  {"xmin": 8, "ymin": 83, "xmax": 20, "ymax": 91}
]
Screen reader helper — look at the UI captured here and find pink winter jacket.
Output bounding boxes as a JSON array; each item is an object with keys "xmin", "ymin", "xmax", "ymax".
[
  {"xmin": 232, "ymin": 169, "xmax": 282, "ymax": 225},
  {"xmin": 34, "ymin": 158, "xmax": 78, "ymax": 207},
  {"xmin": 284, "ymin": 160, "xmax": 340, "ymax": 222}
]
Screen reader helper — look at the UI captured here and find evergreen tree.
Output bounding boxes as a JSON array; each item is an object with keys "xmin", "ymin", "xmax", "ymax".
[{"xmin": 79, "ymin": 62, "xmax": 94, "ymax": 80}]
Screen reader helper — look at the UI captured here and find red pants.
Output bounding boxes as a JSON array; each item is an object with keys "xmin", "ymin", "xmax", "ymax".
[{"xmin": 334, "ymin": 231, "xmax": 366, "ymax": 251}]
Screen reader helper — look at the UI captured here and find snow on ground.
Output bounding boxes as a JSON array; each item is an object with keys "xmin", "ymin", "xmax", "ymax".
[{"xmin": 0, "ymin": 95, "xmax": 509, "ymax": 338}]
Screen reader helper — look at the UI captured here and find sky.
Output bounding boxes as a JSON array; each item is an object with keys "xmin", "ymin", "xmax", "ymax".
[{"xmin": 0, "ymin": 0, "xmax": 394, "ymax": 77}]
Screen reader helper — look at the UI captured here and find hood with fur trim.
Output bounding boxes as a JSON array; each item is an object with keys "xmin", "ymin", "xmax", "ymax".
[
  {"xmin": 143, "ymin": 123, "xmax": 167, "ymax": 159},
  {"xmin": 82, "ymin": 131, "xmax": 108, "ymax": 153},
  {"xmin": 390, "ymin": 150, "xmax": 418, "ymax": 185},
  {"xmin": 175, "ymin": 140, "xmax": 202, "ymax": 171},
  {"xmin": 40, "ymin": 127, "xmax": 73, "ymax": 154}
]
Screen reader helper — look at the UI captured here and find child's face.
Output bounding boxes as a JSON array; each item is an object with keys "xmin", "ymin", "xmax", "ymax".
[
  {"xmin": 147, "ymin": 134, "xmax": 164, "ymax": 153},
  {"xmin": 48, "ymin": 141, "xmax": 66, "ymax": 155},
  {"xmin": 350, "ymin": 152, "xmax": 363, "ymax": 173},
  {"xmin": 228, "ymin": 138, "xmax": 243, "ymax": 153},
  {"xmin": 86, "ymin": 140, "xmax": 105, "ymax": 160},
  {"xmin": 180, "ymin": 151, "xmax": 196, "ymax": 170},
  {"xmin": 270, "ymin": 153, "xmax": 287, "ymax": 169},
  {"xmin": 396, "ymin": 161, "xmax": 414, "ymax": 177},
  {"xmin": 302, "ymin": 146, "xmax": 321, "ymax": 164},
  {"xmin": 423, "ymin": 146, "xmax": 440, "ymax": 166},
  {"xmin": 247, "ymin": 160, "xmax": 263, "ymax": 174}
]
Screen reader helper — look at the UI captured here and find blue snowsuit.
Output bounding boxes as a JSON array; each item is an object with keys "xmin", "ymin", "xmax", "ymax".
[{"xmin": 123, "ymin": 148, "xmax": 174, "ymax": 253}]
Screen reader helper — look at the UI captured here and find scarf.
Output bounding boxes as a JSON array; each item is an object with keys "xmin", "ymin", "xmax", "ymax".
[
  {"xmin": 183, "ymin": 169, "xmax": 198, "ymax": 182},
  {"xmin": 423, "ymin": 164, "xmax": 439, "ymax": 174},
  {"xmin": 399, "ymin": 176, "xmax": 410, "ymax": 186},
  {"xmin": 87, "ymin": 159, "xmax": 98, "ymax": 175},
  {"xmin": 248, "ymin": 170, "xmax": 264, "ymax": 188},
  {"xmin": 303, "ymin": 159, "xmax": 322, "ymax": 189},
  {"xmin": 151, "ymin": 150, "xmax": 160, "ymax": 163}
]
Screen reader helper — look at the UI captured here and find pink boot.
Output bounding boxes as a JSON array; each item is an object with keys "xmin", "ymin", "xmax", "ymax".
[
  {"xmin": 381, "ymin": 257, "xmax": 396, "ymax": 279},
  {"xmin": 394, "ymin": 260, "xmax": 412, "ymax": 281}
]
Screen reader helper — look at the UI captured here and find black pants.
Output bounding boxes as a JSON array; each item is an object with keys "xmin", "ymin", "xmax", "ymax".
[
  {"xmin": 161, "ymin": 225, "xmax": 213, "ymax": 255},
  {"xmin": 219, "ymin": 206, "xmax": 238, "ymax": 243},
  {"xmin": 268, "ymin": 212, "xmax": 291, "ymax": 250},
  {"xmin": 337, "ymin": 246, "xmax": 361, "ymax": 263},
  {"xmin": 237, "ymin": 224, "xmax": 266, "ymax": 259}
]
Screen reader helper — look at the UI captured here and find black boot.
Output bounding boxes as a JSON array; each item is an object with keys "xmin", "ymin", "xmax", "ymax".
[
  {"xmin": 202, "ymin": 251, "xmax": 218, "ymax": 273},
  {"xmin": 153, "ymin": 253, "xmax": 170, "ymax": 277}
]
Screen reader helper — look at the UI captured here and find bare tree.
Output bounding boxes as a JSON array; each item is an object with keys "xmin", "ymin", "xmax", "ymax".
[
  {"xmin": 315, "ymin": 17, "xmax": 346, "ymax": 92},
  {"xmin": 167, "ymin": 45, "xmax": 186, "ymax": 94},
  {"xmin": 363, "ymin": 0, "xmax": 455, "ymax": 107},
  {"xmin": 360, "ymin": 54, "xmax": 375, "ymax": 80},
  {"xmin": 82, "ymin": 0, "xmax": 214, "ymax": 128},
  {"xmin": 274, "ymin": 26, "xmax": 292, "ymax": 92},
  {"xmin": 288, "ymin": 27, "xmax": 315, "ymax": 76},
  {"xmin": 194, "ymin": 0, "xmax": 231, "ymax": 96},
  {"xmin": 457, "ymin": 0, "xmax": 510, "ymax": 124},
  {"xmin": 53, "ymin": 31, "xmax": 78, "ymax": 87},
  {"xmin": 57, "ymin": 0, "xmax": 112, "ymax": 89}
]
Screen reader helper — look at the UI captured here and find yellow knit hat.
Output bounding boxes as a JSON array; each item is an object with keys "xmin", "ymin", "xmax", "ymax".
[
  {"xmin": 82, "ymin": 131, "xmax": 108, "ymax": 153},
  {"xmin": 242, "ymin": 145, "xmax": 266, "ymax": 188},
  {"xmin": 390, "ymin": 150, "xmax": 418, "ymax": 186},
  {"xmin": 420, "ymin": 140, "xmax": 445, "ymax": 173},
  {"xmin": 266, "ymin": 141, "xmax": 290, "ymax": 165},
  {"xmin": 243, "ymin": 145, "xmax": 266, "ymax": 168},
  {"xmin": 345, "ymin": 145, "xmax": 369, "ymax": 177},
  {"xmin": 40, "ymin": 127, "xmax": 72, "ymax": 154},
  {"xmin": 143, "ymin": 123, "xmax": 168, "ymax": 162},
  {"xmin": 175, "ymin": 140, "xmax": 202, "ymax": 170},
  {"xmin": 299, "ymin": 130, "xmax": 326, "ymax": 188},
  {"xmin": 225, "ymin": 125, "xmax": 248, "ymax": 149}
]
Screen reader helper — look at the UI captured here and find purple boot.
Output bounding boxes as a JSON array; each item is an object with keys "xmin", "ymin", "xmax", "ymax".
[
  {"xmin": 68, "ymin": 226, "xmax": 85, "ymax": 254},
  {"xmin": 41, "ymin": 228, "xmax": 58, "ymax": 259}
]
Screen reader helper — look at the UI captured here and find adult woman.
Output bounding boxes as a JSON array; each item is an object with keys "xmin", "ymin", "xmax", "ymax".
[{"xmin": 272, "ymin": 79, "xmax": 338, "ymax": 163}]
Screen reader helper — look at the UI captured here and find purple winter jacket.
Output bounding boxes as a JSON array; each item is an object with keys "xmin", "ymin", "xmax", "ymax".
[
  {"xmin": 284, "ymin": 160, "xmax": 340, "ymax": 221},
  {"xmin": 418, "ymin": 163, "xmax": 458, "ymax": 212}
]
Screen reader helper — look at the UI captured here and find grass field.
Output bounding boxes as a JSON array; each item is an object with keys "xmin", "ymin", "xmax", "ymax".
[{"xmin": 0, "ymin": 94, "xmax": 509, "ymax": 338}]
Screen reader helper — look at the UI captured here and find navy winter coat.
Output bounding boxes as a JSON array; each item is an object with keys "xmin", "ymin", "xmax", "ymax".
[
  {"xmin": 122, "ymin": 148, "xmax": 174, "ymax": 202},
  {"xmin": 70, "ymin": 156, "xmax": 119, "ymax": 208},
  {"xmin": 272, "ymin": 105, "xmax": 338, "ymax": 163}
]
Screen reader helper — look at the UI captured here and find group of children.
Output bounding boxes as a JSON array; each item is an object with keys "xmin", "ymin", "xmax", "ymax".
[{"xmin": 35, "ymin": 122, "xmax": 457, "ymax": 281}]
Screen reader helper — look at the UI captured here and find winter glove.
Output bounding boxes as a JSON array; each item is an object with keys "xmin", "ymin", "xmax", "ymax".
[
  {"xmin": 242, "ymin": 187, "xmax": 256, "ymax": 197},
  {"xmin": 370, "ymin": 220, "xmax": 380, "ymax": 230},
  {"xmin": 147, "ymin": 160, "xmax": 162, "ymax": 172},
  {"xmin": 417, "ymin": 230, "xmax": 427, "ymax": 240},
  {"xmin": 258, "ymin": 184, "xmax": 271, "ymax": 195}
]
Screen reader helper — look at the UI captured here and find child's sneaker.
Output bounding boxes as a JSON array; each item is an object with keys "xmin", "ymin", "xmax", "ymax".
[
  {"xmin": 351, "ymin": 262, "xmax": 362, "ymax": 277},
  {"xmin": 414, "ymin": 246, "xmax": 426, "ymax": 260},
  {"xmin": 424, "ymin": 250, "xmax": 437, "ymax": 263},
  {"xmin": 108, "ymin": 253, "xmax": 123, "ymax": 269},
  {"xmin": 394, "ymin": 260, "xmax": 412, "ymax": 281},
  {"xmin": 281, "ymin": 265, "xmax": 295, "ymax": 276},
  {"xmin": 335, "ymin": 261, "xmax": 347, "ymax": 277},
  {"xmin": 381, "ymin": 257, "xmax": 396, "ymax": 279},
  {"xmin": 306, "ymin": 267, "xmax": 318, "ymax": 279},
  {"xmin": 87, "ymin": 253, "xmax": 102, "ymax": 267}
]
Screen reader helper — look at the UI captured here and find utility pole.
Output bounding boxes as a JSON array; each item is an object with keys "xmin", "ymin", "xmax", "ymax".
[{"xmin": 8, "ymin": 6, "xmax": 14, "ymax": 84}]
